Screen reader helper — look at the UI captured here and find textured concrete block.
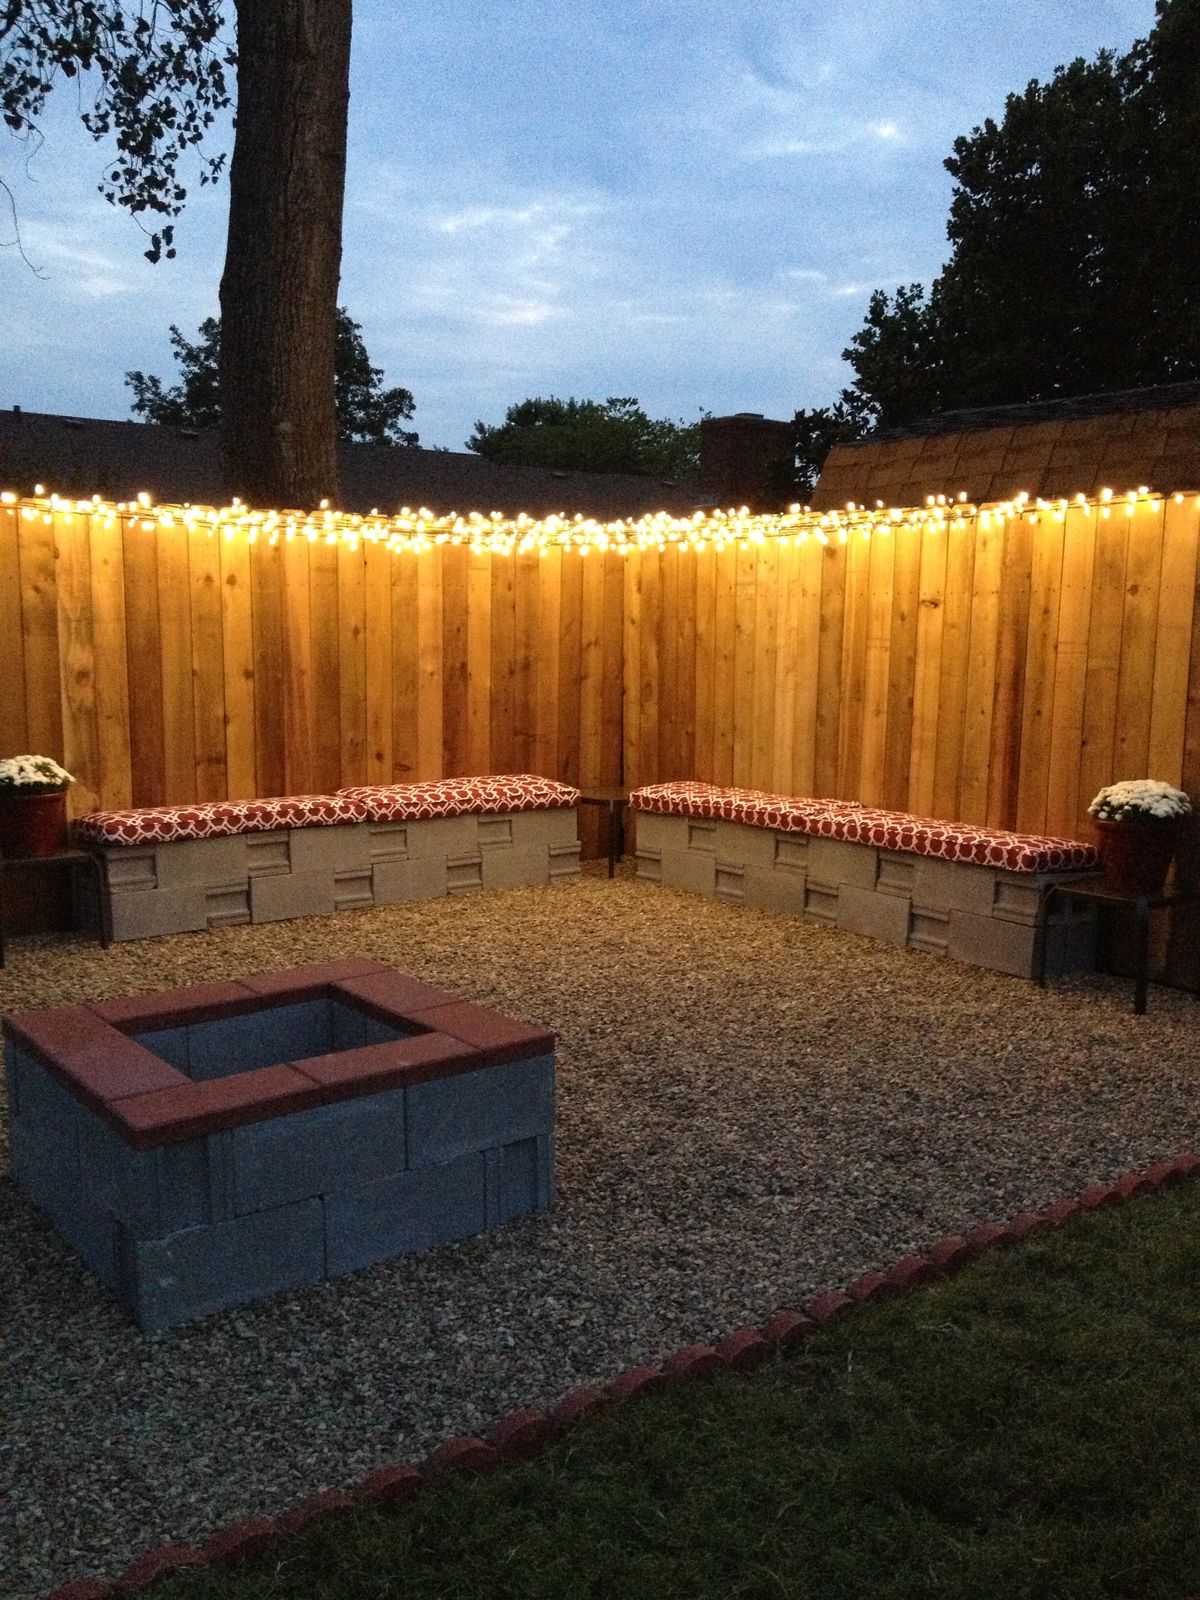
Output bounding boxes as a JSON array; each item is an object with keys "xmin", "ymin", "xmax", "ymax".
[
  {"xmin": 661, "ymin": 847, "xmax": 716, "ymax": 897},
  {"xmin": 715, "ymin": 820, "xmax": 774, "ymax": 867},
  {"xmin": 686, "ymin": 821, "xmax": 717, "ymax": 853},
  {"xmin": 774, "ymin": 834, "xmax": 809, "ymax": 873},
  {"xmin": 909, "ymin": 907, "xmax": 950, "ymax": 955},
  {"xmin": 407, "ymin": 815, "xmax": 479, "ymax": 859},
  {"xmin": 11, "ymin": 1117, "xmax": 119, "ymax": 1289},
  {"xmin": 548, "ymin": 844, "xmax": 582, "ymax": 878},
  {"xmin": 102, "ymin": 848, "xmax": 157, "ymax": 891},
  {"xmin": 992, "ymin": 874, "xmax": 1044, "ymax": 926},
  {"xmin": 446, "ymin": 854, "xmax": 484, "ymax": 894},
  {"xmin": 288, "ymin": 823, "xmax": 373, "ymax": 876},
  {"xmin": 803, "ymin": 882, "xmax": 838, "ymax": 924},
  {"xmin": 245, "ymin": 834, "xmax": 291, "ymax": 877},
  {"xmin": 154, "ymin": 835, "xmax": 248, "ymax": 890},
  {"xmin": 478, "ymin": 815, "xmax": 513, "ymax": 848},
  {"xmin": 512, "ymin": 808, "xmax": 579, "ymax": 849},
  {"xmin": 329, "ymin": 999, "xmax": 408, "ymax": 1051},
  {"xmin": 5, "ymin": 1040, "xmax": 82, "ymax": 1130},
  {"xmin": 807, "ymin": 837, "xmax": 878, "ymax": 890},
  {"xmin": 743, "ymin": 864, "xmax": 807, "ymax": 915},
  {"xmin": 876, "ymin": 851, "xmax": 916, "ymax": 898},
  {"xmin": 205, "ymin": 885, "xmax": 252, "ymax": 927},
  {"xmin": 634, "ymin": 848, "xmax": 662, "ymax": 881},
  {"xmin": 947, "ymin": 909, "xmax": 1038, "ymax": 977},
  {"xmin": 77, "ymin": 1114, "xmax": 211, "ymax": 1238},
  {"xmin": 333, "ymin": 870, "xmax": 374, "ymax": 910},
  {"xmin": 250, "ymin": 870, "xmax": 336, "ymax": 924},
  {"xmin": 630, "ymin": 811, "xmax": 677, "ymax": 855},
  {"xmin": 836, "ymin": 884, "xmax": 911, "ymax": 946},
  {"xmin": 185, "ymin": 999, "xmax": 331, "ymax": 1081},
  {"xmin": 325, "ymin": 1152, "xmax": 486, "ymax": 1276},
  {"xmin": 372, "ymin": 855, "xmax": 447, "ymax": 904},
  {"xmin": 481, "ymin": 844, "xmax": 550, "ymax": 890},
  {"xmin": 120, "ymin": 1198, "xmax": 326, "ymax": 1332},
  {"xmin": 108, "ymin": 887, "xmax": 207, "ymax": 941},
  {"xmin": 485, "ymin": 1133, "xmax": 554, "ymax": 1226},
  {"xmin": 407, "ymin": 1054, "xmax": 554, "ymax": 1168},
  {"xmin": 230, "ymin": 1088, "xmax": 407, "ymax": 1212},
  {"xmin": 714, "ymin": 863, "xmax": 745, "ymax": 901},
  {"xmin": 368, "ymin": 822, "xmax": 408, "ymax": 861},
  {"xmin": 913, "ymin": 856, "xmax": 996, "ymax": 916}
]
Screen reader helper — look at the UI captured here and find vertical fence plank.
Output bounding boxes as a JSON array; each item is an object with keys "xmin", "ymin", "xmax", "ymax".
[
  {"xmin": 1077, "ymin": 505, "xmax": 1131, "ymax": 823},
  {"xmin": 308, "ymin": 539, "xmax": 341, "ymax": 792},
  {"xmin": 859, "ymin": 528, "xmax": 895, "ymax": 807},
  {"xmin": 390, "ymin": 551, "xmax": 420, "ymax": 781},
  {"xmin": 55, "ymin": 511, "xmax": 99, "ymax": 816},
  {"xmin": 0, "ymin": 505, "xmax": 30, "ymax": 758},
  {"xmin": 1147, "ymin": 495, "xmax": 1199, "ymax": 788},
  {"xmin": 337, "ymin": 540, "xmax": 367, "ymax": 786},
  {"xmin": 790, "ymin": 536, "xmax": 824, "ymax": 794},
  {"xmin": 985, "ymin": 513, "xmax": 1033, "ymax": 828},
  {"xmin": 249, "ymin": 540, "xmax": 284, "ymax": 798},
  {"xmin": 489, "ymin": 552, "xmax": 516, "ymax": 776},
  {"xmin": 638, "ymin": 550, "xmax": 662, "ymax": 785},
  {"xmin": 1015, "ymin": 510, "xmax": 1066, "ymax": 834},
  {"xmin": 189, "ymin": 524, "xmax": 228, "ymax": 801},
  {"xmin": 1113, "ymin": 499, "xmax": 1166, "ymax": 781},
  {"xmin": 363, "ymin": 539, "xmax": 394, "ymax": 784},
  {"xmin": 771, "ymin": 541, "xmax": 800, "ymax": 793},
  {"xmin": 751, "ymin": 540, "xmax": 779, "ymax": 791},
  {"xmin": 534, "ymin": 548, "xmax": 562, "ymax": 779},
  {"xmin": 557, "ymin": 547, "xmax": 583, "ymax": 786},
  {"xmin": 416, "ymin": 547, "xmax": 444, "ymax": 780},
  {"xmin": 1045, "ymin": 504, "xmax": 1097, "ymax": 836},
  {"xmin": 813, "ymin": 540, "xmax": 845, "ymax": 797},
  {"xmin": 731, "ymin": 542, "xmax": 757, "ymax": 786},
  {"xmin": 693, "ymin": 544, "xmax": 717, "ymax": 784},
  {"xmin": 280, "ymin": 535, "xmax": 314, "ymax": 797},
  {"xmin": 837, "ymin": 532, "xmax": 872, "ymax": 801},
  {"xmin": 19, "ymin": 505, "xmax": 64, "ymax": 766},
  {"xmin": 219, "ymin": 533, "xmax": 256, "ymax": 801},
  {"xmin": 467, "ymin": 549, "xmax": 493, "ymax": 775},
  {"xmin": 88, "ymin": 513, "xmax": 131, "ymax": 809},
  {"xmin": 712, "ymin": 546, "xmax": 736, "ymax": 787},
  {"xmin": 883, "ymin": 527, "xmax": 921, "ymax": 811},
  {"xmin": 907, "ymin": 525, "xmax": 948, "ymax": 816},
  {"xmin": 441, "ymin": 543, "xmax": 470, "ymax": 776},
  {"xmin": 931, "ymin": 518, "xmax": 976, "ymax": 821},
  {"xmin": 600, "ymin": 551, "xmax": 624, "ymax": 786},
  {"xmin": 158, "ymin": 519, "xmax": 196, "ymax": 804}
]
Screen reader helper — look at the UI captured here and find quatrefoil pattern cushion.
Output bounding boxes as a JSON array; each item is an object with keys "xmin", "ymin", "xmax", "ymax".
[
  {"xmin": 74, "ymin": 793, "xmax": 369, "ymax": 847},
  {"xmin": 340, "ymin": 774, "xmax": 580, "ymax": 822}
]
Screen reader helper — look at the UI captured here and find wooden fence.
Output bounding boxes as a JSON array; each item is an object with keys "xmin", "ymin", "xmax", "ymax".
[{"xmin": 4, "ymin": 494, "xmax": 1200, "ymax": 852}]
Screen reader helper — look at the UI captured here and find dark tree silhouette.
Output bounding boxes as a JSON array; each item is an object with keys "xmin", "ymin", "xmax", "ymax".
[{"xmin": 467, "ymin": 396, "xmax": 703, "ymax": 479}]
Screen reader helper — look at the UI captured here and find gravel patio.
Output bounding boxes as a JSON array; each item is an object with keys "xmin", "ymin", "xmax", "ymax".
[{"xmin": 2, "ymin": 867, "xmax": 1198, "ymax": 1600}]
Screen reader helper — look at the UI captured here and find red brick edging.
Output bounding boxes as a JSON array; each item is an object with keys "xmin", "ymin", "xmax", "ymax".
[{"xmin": 38, "ymin": 1151, "xmax": 1200, "ymax": 1600}]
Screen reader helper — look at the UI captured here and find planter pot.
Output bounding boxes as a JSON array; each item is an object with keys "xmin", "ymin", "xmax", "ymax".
[
  {"xmin": 1093, "ymin": 817, "xmax": 1182, "ymax": 896},
  {"xmin": 0, "ymin": 789, "xmax": 68, "ymax": 860}
]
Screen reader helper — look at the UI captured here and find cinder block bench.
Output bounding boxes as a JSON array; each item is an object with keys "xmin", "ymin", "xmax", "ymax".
[
  {"xmin": 74, "ymin": 775, "xmax": 581, "ymax": 942},
  {"xmin": 630, "ymin": 781, "xmax": 1100, "ymax": 979},
  {"xmin": 3, "ymin": 957, "xmax": 555, "ymax": 1330}
]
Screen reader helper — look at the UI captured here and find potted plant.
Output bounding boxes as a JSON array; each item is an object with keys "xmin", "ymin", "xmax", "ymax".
[
  {"xmin": 1087, "ymin": 778, "xmax": 1193, "ymax": 895},
  {"xmin": 0, "ymin": 755, "xmax": 75, "ymax": 860}
]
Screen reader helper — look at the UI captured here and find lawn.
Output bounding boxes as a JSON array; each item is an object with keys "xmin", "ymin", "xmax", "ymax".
[{"xmin": 149, "ymin": 1178, "xmax": 1200, "ymax": 1600}]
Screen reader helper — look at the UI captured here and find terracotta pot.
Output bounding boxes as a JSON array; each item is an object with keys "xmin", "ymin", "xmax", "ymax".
[
  {"xmin": 0, "ymin": 788, "xmax": 68, "ymax": 860},
  {"xmin": 1093, "ymin": 816, "xmax": 1182, "ymax": 896}
]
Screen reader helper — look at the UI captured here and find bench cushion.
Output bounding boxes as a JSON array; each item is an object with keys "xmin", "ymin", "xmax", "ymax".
[
  {"xmin": 629, "ymin": 782, "xmax": 1097, "ymax": 874},
  {"xmin": 339, "ymin": 774, "xmax": 580, "ymax": 822},
  {"xmin": 74, "ymin": 794, "xmax": 368, "ymax": 847}
]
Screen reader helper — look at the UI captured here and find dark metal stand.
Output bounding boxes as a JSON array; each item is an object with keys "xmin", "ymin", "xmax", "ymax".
[
  {"xmin": 0, "ymin": 846, "xmax": 109, "ymax": 967},
  {"xmin": 578, "ymin": 787, "xmax": 629, "ymax": 878},
  {"xmin": 1035, "ymin": 873, "xmax": 1200, "ymax": 1015}
]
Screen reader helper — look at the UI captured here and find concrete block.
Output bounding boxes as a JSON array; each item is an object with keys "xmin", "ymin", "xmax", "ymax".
[
  {"xmin": 407, "ymin": 1054, "xmax": 554, "ymax": 1168},
  {"xmin": 108, "ymin": 886, "xmax": 207, "ymax": 941},
  {"xmin": 743, "ymin": 865, "xmax": 807, "ymax": 916},
  {"xmin": 11, "ymin": 1117, "xmax": 119, "ymax": 1289},
  {"xmin": 249, "ymin": 870, "xmax": 336, "ymax": 924},
  {"xmin": 876, "ymin": 851, "xmax": 916, "ymax": 899},
  {"xmin": 288, "ymin": 823, "xmax": 373, "ymax": 876},
  {"xmin": 187, "ymin": 999, "xmax": 332, "ymax": 1080},
  {"xmin": 481, "ymin": 844, "xmax": 550, "ymax": 890},
  {"xmin": 913, "ymin": 856, "xmax": 996, "ymax": 916},
  {"xmin": 77, "ymin": 1114, "xmax": 211, "ymax": 1237},
  {"xmin": 372, "ymin": 855, "xmax": 447, "ymax": 904},
  {"xmin": 629, "ymin": 811, "xmax": 677, "ymax": 855},
  {"xmin": 477, "ymin": 815, "xmax": 514, "ymax": 849},
  {"xmin": 634, "ymin": 849, "xmax": 662, "ymax": 881},
  {"xmin": 947, "ymin": 910, "xmax": 1038, "ymax": 977},
  {"xmin": 773, "ymin": 834, "xmax": 809, "ymax": 873},
  {"xmin": 120, "ymin": 1198, "xmax": 325, "ymax": 1332},
  {"xmin": 135, "ymin": 1025, "xmax": 190, "ymax": 1071},
  {"xmin": 992, "ymin": 874, "xmax": 1043, "ymax": 926},
  {"xmin": 909, "ymin": 907, "xmax": 950, "ymax": 955},
  {"xmin": 686, "ymin": 820, "xmax": 717, "ymax": 853},
  {"xmin": 325, "ymin": 1152, "xmax": 486, "ymax": 1277},
  {"xmin": 806, "ymin": 837, "xmax": 878, "ymax": 890},
  {"xmin": 368, "ymin": 822, "xmax": 409, "ymax": 861},
  {"xmin": 836, "ymin": 884, "xmax": 911, "ymax": 947},
  {"xmin": 512, "ymin": 808, "xmax": 579, "ymax": 849},
  {"xmin": 4, "ymin": 1041, "xmax": 83, "ymax": 1130},
  {"xmin": 154, "ymin": 835, "xmax": 248, "ymax": 890},
  {"xmin": 715, "ymin": 820, "xmax": 774, "ymax": 867},
  {"xmin": 330, "ymin": 999, "xmax": 408, "ymax": 1051},
  {"xmin": 803, "ymin": 882, "xmax": 839, "ymax": 924},
  {"xmin": 245, "ymin": 834, "xmax": 291, "ymax": 877},
  {"xmin": 661, "ymin": 847, "xmax": 716, "ymax": 897},
  {"xmin": 102, "ymin": 848, "xmax": 157, "ymax": 891},
  {"xmin": 406, "ymin": 815, "xmax": 479, "ymax": 859},
  {"xmin": 205, "ymin": 885, "xmax": 251, "ymax": 928},
  {"xmin": 485, "ymin": 1133, "xmax": 554, "ymax": 1226},
  {"xmin": 446, "ymin": 854, "xmax": 484, "ymax": 894},
  {"xmin": 230, "ymin": 1088, "xmax": 407, "ymax": 1212},
  {"xmin": 714, "ymin": 863, "xmax": 745, "ymax": 901},
  {"xmin": 333, "ymin": 870, "xmax": 374, "ymax": 910},
  {"xmin": 548, "ymin": 844, "xmax": 581, "ymax": 878}
]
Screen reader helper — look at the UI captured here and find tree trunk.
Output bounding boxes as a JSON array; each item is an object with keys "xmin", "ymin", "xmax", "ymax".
[{"xmin": 220, "ymin": 0, "xmax": 352, "ymax": 508}]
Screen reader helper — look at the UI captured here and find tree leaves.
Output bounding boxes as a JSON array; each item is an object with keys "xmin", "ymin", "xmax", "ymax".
[{"xmin": 466, "ymin": 396, "xmax": 703, "ymax": 479}]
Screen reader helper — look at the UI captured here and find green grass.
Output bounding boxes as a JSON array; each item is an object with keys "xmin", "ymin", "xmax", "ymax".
[{"xmin": 155, "ymin": 1185, "xmax": 1200, "ymax": 1600}]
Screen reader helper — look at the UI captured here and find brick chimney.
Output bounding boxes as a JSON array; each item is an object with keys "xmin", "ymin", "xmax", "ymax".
[{"xmin": 698, "ymin": 413, "xmax": 795, "ymax": 512}]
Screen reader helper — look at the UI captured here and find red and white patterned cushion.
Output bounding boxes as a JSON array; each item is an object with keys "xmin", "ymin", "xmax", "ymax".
[
  {"xmin": 74, "ymin": 793, "xmax": 369, "ymax": 847},
  {"xmin": 340, "ymin": 774, "xmax": 580, "ymax": 822},
  {"xmin": 629, "ymin": 782, "xmax": 1098, "ymax": 874}
]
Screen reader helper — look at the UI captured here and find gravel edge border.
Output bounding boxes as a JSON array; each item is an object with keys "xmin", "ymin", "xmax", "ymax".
[{"xmin": 39, "ymin": 1150, "xmax": 1200, "ymax": 1600}]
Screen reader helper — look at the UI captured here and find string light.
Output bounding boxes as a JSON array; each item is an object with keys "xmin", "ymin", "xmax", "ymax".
[{"xmin": 0, "ymin": 485, "xmax": 1196, "ymax": 557}]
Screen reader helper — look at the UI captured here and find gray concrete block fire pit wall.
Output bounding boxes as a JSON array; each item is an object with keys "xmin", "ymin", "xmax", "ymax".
[{"xmin": 3, "ymin": 958, "xmax": 555, "ymax": 1331}]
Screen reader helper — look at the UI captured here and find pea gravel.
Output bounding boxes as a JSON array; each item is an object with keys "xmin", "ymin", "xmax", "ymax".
[{"xmin": 2, "ymin": 867, "xmax": 1198, "ymax": 1599}]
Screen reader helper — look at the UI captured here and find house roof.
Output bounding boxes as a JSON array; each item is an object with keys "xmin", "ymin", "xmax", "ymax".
[
  {"xmin": 0, "ymin": 409, "xmax": 701, "ymax": 519},
  {"xmin": 811, "ymin": 381, "xmax": 1200, "ymax": 511}
]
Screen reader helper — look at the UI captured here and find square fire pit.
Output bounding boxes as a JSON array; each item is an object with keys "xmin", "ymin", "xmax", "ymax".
[{"xmin": 3, "ymin": 958, "xmax": 555, "ymax": 1331}]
